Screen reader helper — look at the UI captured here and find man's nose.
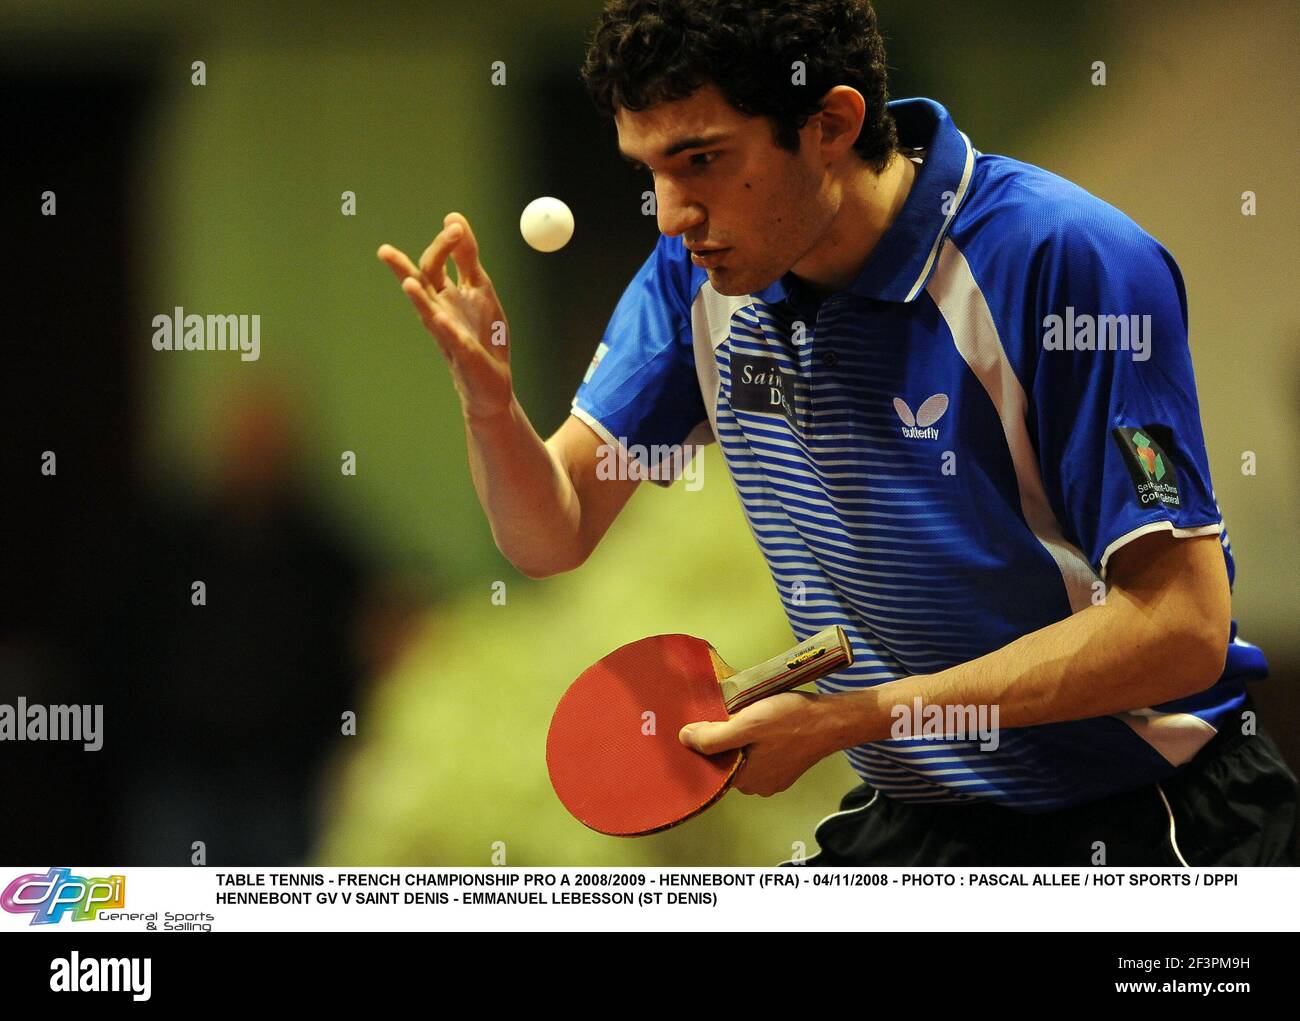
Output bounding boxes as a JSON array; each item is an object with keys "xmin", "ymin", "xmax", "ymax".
[{"xmin": 655, "ymin": 179, "xmax": 705, "ymax": 238}]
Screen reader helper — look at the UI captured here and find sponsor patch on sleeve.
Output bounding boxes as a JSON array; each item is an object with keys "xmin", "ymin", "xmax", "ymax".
[
  {"xmin": 582, "ymin": 342, "xmax": 609, "ymax": 384},
  {"xmin": 1112, "ymin": 424, "xmax": 1181, "ymax": 509}
]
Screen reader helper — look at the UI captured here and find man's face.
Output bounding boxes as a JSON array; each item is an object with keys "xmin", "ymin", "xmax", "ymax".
[{"xmin": 614, "ymin": 83, "xmax": 834, "ymax": 296}]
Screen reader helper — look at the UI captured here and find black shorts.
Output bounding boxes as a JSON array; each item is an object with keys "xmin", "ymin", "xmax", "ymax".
[{"xmin": 788, "ymin": 711, "xmax": 1300, "ymax": 867}]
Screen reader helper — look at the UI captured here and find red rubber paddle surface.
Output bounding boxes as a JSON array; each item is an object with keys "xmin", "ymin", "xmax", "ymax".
[{"xmin": 546, "ymin": 634, "xmax": 741, "ymax": 836}]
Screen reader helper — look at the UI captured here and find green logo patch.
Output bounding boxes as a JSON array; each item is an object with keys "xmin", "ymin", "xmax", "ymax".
[{"xmin": 1112, "ymin": 425, "xmax": 1181, "ymax": 509}]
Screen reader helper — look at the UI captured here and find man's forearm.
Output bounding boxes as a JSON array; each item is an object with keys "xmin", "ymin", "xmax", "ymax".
[
  {"xmin": 814, "ymin": 580, "xmax": 1228, "ymax": 752},
  {"xmin": 463, "ymin": 396, "xmax": 583, "ymax": 578}
]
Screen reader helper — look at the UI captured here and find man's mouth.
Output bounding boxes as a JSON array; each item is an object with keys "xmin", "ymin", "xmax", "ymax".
[{"xmin": 690, "ymin": 247, "xmax": 730, "ymax": 268}]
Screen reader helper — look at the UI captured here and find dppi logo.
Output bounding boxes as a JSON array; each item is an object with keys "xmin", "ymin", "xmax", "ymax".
[{"xmin": 1, "ymin": 867, "xmax": 125, "ymax": 924}]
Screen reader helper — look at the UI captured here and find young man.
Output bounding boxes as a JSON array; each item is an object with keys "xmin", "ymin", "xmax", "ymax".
[{"xmin": 377, "ymin": 0, "xmax": 1298, "ymax": 865}]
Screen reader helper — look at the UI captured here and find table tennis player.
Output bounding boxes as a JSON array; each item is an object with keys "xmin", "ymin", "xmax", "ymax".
[{"xmin": 377, "ymin": 0, "xmax": 1298, "ymax": 865}]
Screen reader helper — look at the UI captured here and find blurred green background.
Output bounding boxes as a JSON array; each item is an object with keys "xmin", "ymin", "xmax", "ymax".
[{"xmin": 2, "ymin": 0, "xmax": 1296, "ymax": 865}]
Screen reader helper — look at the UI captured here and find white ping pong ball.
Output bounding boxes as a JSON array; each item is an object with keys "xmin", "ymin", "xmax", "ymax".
[{"xmin": 520, "ymin": 196, "xmax": 574, "ymax": 252}]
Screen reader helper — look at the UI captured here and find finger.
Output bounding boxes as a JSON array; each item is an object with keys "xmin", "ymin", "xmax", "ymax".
[
  {"xmin": 731, "ymin": 752, "xmax": 782, "ymax": 798},
  {"xmin": 401, "ymin": 277, "xmax": 462, "ymax": 362},
  {"xmin": 732, "ymin": 761, "xmax": 760, "ymax": 796},
  {"xmin": 418, "ymin": 220, "xmax": 464, "ymax": 291},
  {"xmin": 679, "ymin": 720, "xmax": 747, "ymax": 755},
  {"xmin": 377, "ymin": 244, "xmax": 422, "ymax": 286},
  {"xmin": 443, "ymin": 211, "xmax": 489, "ymax": 287}
]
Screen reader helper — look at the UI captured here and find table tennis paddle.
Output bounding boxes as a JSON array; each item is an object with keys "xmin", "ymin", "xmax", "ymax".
[{"xmin": 546, "ymin": 625, "xmax": 853, "ymax": 836}]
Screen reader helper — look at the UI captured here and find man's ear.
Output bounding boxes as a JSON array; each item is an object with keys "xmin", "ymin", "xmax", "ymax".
[{"xmin": 815, "ymin": 85, "xmax": 867, "ymax": 161}]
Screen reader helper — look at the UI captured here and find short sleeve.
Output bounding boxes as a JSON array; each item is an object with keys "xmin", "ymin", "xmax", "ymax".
[
  {"xmin": 571, "ymin": 233, "xmax": 711, "ymax": 488},
  {"xmin": 1030, "ymin": 223, "xmax": 1222, "ymax": 579}
]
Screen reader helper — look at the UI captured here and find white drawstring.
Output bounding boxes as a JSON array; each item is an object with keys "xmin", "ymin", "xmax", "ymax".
[{"xmin": 1156, "ymin": 782, "xmax": 1191, "ymax": 867}]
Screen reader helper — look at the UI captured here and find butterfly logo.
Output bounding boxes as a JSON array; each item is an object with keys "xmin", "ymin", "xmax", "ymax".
[{"xmin": 893, "ymin": 394, "xmax": 949, "ymax": 439}]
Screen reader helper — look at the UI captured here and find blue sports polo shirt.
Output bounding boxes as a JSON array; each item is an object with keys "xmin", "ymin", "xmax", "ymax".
[{"xmin": 570, "ymin": 97, "xmax": 1266, "ymax": 811}]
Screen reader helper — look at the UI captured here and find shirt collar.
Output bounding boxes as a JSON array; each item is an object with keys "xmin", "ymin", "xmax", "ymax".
[{"xmin": 756, "ymin": 97, "xmax": 975, "ymax": 310}]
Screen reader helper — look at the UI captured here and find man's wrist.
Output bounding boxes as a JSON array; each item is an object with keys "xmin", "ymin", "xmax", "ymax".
[
  {"xmin": 811, "ymin": 686, "xmax": 893, "ymax": 752},
  {"xmin": 463, "ymin": 393, "xmax": 520, "ymax": 431}
]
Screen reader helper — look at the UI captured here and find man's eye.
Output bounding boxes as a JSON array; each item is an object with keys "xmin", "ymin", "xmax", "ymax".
[{"xmin": 690, "ymin": 152, "xmax": 719, "ymax": 168}]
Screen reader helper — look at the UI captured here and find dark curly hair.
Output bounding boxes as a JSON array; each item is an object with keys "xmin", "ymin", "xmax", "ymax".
[{"xmin": 581, "ymin": 0, "xmax": 898, "ymax": 172}]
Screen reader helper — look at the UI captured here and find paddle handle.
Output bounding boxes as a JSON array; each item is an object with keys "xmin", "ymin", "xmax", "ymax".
[{"xmin": 718, "ymin": 625, "xmax": 854, "ymax": 714}]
